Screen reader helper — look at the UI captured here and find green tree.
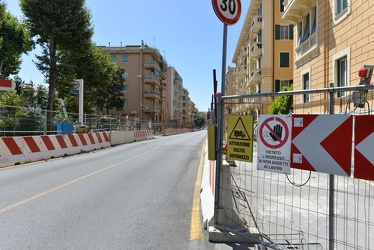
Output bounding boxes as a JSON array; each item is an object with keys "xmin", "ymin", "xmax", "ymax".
[
  {"xmin": 35, "ymin": 84, "xmax": 48, "ymax": 109},
  {"xmin": 59, "ymin": 44, "xmax": 116, "ymax": 114},
  {"xmin": 96, "ymin": 67, "xmax": 125, "ymax": 115},
  {"xmin": 0, "ymin": 90, "xmax": 26, "ymax": 117},
  {"xmin": 20, "ymin": 0, "xmax": 93, "ymax": 124},
  {"xmin": 0, "ymin": 11, "xmax": 33, "ymax": 77},
  {"xmin": 268, "ymin": 85, "xmax": 293, "ymax": 114},
  {"xmin": 0, "ymin": 2, "xmax": 4, "ymax": 47}
]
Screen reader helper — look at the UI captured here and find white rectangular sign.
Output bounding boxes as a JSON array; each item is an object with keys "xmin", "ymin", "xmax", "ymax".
[{"xmin": 257, "ymin": 115, "xmax": 292, "ymax": 174}]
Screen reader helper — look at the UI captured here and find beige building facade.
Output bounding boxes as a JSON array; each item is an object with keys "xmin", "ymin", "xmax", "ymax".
[
  {"xmin": 165, "ymin": 67, "xmax": 188, "ymax": 125},
  {"xmin": 231, "ymin": 0, "xmax": 294, "ymax": 117},
  {"xmin": 101, "ymin": 44, "xmax": 197, "ymax": 126},
  {"xmin": 283, "ymin": 0, "xmax": 374, "ymax": 113},
  {"xmin": 101, "ymin": 43, "xmax": 168, "ymax": 123}
]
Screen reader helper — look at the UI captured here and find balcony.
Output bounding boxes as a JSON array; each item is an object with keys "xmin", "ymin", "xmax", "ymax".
[
  {"xmin": 251, "ymin": 15, "xmax": 262, "ymax": 34},
  {"xmin": 143, "ymin": 90, "xmax": 161, "ymax": 99},
  {"xmin": 143, "ymin": 61, "xmax": 161, "ymax": 71},
  {"xmin": 282, "ymin": 0, "xmax": 316, "ymax": 22},
  {"xmin": 239, "ymin": 65, "xmax": 247, "ymax": 75},
  {"xmin": 295, "ymin": 32, "xmax": 318, "ymax": 67},
  {"xmin": 240, "ymin": 46, "xmax": 248, "ymax": 58},
  {"xmin": 143, "ymin": 75, "xmax": 160, "ymax": 86},
  {"xmin": 159, "ymin": 70, "xmax": 167, "ymax": 79},
  {"xmin": 249, "ymin": 69, "xmax": 262, "ymax": 84},
  {"xmin": 250, "ymin": 42, "xmax": 262, "ymax": 59},
  {"xmin": 143, "ymin": 106, "xmax": 161, "ymax": 113}
]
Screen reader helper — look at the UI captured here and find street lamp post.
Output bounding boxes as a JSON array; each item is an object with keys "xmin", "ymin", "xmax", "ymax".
[{"xmin": 137, "ymin": 75, "xmax": 142, "ymax": 129}]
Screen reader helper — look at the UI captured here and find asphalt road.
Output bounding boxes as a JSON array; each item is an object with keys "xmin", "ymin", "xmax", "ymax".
[{"xmin": 0, "ymin": 130, "xmax": 216, "ymax": 250}]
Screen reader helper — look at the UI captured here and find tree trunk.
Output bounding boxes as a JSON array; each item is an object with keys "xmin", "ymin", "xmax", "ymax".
[{"xmin": 46, "ymin": 35, "xmax": 57, "ymax": 131}]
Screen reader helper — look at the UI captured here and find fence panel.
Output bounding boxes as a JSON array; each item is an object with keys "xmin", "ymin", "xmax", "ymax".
[{"xmin": 217, "ymin": 87, "xmax": 374, "ymax": 249}]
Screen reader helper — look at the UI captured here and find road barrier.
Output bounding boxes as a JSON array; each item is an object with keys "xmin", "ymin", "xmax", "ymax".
[
  {"xmin": 0, "ymin": 132, "xmax": 110, "ymax": 168},
  {"xmin": 134, "ymin": 130, "xmax": 154, "ymax": 141},
  {"xmin": 0, "ymin": 129, "xmax": 161, "ymax": 168}
]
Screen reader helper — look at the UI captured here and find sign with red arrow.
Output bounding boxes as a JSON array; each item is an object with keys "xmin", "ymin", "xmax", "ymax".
[
  {"xmin": 354, "ymin": 116, "xmax": 374, "ymax": 180},
  {"xmin": 291, "ymin": 114, "xmax": 352, "ymax": 176}
]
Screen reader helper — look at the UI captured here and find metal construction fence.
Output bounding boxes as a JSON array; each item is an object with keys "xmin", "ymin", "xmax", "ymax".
[
  {"xmin": 214, "ymin": 84, "xmax": 374, "ymax": 249},
  {"xmin": 0, "ymin": 106, "xmax": 194, "ymax": 136}
]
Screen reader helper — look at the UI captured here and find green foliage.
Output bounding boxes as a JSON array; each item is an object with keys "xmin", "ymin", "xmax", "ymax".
[
  {"xmin": 35, "ymin": 84, "xmax": 48, "ymax": 109},
  {"xmin": 99, "ymin": 116, "xmax": 117, "ymax": 123},
  {"xmin": 59, "ymin": 44, "xmax": 116, "ymax": 114},
  {"xmin": 0, "ymin": 2, "xmax": 5, "ymax": 46},
  {"xmin": 268, "ymin": 85, "xmax": 293, "ymax": 115},
  {"xmin": 16, "ymin": 112, "xmax": 44, "ymax": 135},
  {"xmin": 96, "ymin": 67, "xmax": 126, "ymax": 115},
  {"xmin": 20, "ymin": 0, "xmax": 93, "ymax": 123},
  {"xmin": 0, "ymin": 11, "xmax": 33, "ymax": 77},
  {"xmin": 0, "ymin": 90, "xmax": 26, "ymax": 117}
]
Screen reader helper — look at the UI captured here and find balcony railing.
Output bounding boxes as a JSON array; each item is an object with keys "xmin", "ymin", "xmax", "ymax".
[
  {"xmin": 143, "ymin": 90, "xmax": 161, "ymax": 99},
  {"xmin": 250, "ymin": 42, "xmax": 262, "ymax": 59},
  {"xmin": 249, "ymin": 69, "xmax": 262, "ymax": 83},
  {"xmin": 143, "ymin": 75, "xmax": 160, "ymax": 85},
  {"xmin": 251, "ymin": 16, "xmax": 262, "ymax": 34},
  {"xmin": 295, "ymin": 32, "xmax": 318, "ymax": 67},
  {"xmin": 143, "ymin": 106, "xmax": 161, "ymax": 113}
]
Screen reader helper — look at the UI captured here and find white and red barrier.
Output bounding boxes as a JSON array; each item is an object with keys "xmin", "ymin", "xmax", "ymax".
[
  {"xmin": 134, "ymin": 130, "xmax": 154, "ymax": 141},
  {"xmin": 0, "ymin": 132, "xmax": 110, "ymax": 168},
  {"xmin": 164, "ymin": 128, "xmax": 198, "ymax": 136}
]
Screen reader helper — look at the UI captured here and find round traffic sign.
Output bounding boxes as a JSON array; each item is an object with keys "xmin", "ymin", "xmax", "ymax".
[
  {"xmin": 259, "ymin": 117, "xmax": 289, "ymax": 149},
  {"xmin": 212, "ymin": 0, "xmax": 242, "ymax": 25}
]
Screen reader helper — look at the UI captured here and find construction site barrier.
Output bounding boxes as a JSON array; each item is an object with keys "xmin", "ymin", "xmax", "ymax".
[{"xmin": 0, "ymin": 132, "xmax": 110, "ymax": 168}]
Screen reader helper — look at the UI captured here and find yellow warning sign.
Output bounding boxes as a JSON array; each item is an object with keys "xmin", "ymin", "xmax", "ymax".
[{"xmin": 227, "ymin": 116, "xmax": 253, "ymax": 162}]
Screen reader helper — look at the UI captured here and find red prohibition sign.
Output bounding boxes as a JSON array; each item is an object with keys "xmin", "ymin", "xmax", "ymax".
[
  {"xmin": 259, "ymin": 117, "xmax": 289, "ymax": 149},
  {"xmin": 212, "ymin": 0, "xmax": 242, "ymax": 25}
]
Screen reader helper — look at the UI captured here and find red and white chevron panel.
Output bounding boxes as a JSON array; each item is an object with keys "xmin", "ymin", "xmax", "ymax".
[
  {"xmin": 0, "ymin": 132, "xmax": 110, "ymax": 168},
  {"xmin": 134, "ymin": 130, "xmax": 154, "ymax": 141}
]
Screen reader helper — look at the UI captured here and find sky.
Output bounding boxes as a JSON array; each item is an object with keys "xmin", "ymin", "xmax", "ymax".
[{"xmin": 4, "ymin": 0, "xmax": 250, "ymax": 112}]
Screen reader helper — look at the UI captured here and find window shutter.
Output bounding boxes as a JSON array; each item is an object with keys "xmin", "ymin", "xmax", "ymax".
[
  {"xmin": 289, "ymin": 25, "xmax": 294, "ymax": 39},
  {"xmin": 275, "ymin": 25, "xmax": 280, "ymax": 40},
  {"xmin": 275, "ymin": 80, "xmax": 281, "ymax": 92}
]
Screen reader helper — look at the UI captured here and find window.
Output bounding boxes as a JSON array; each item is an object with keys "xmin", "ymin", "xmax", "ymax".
[
  {"xmin": 275, "ymin": 25, "xmax": 294, "ymax": 40},
  {"xmin": 337, "ymin": 57, "xmax": 347, "ymax": 97},
  {"xmin": 111, "ymin": 56, "xmax": 116, "ymax": 63},
  {"xmin": 334, "ymin": 0, "xmax": 350, "ymax": 24},
  {"xmin": 123, "ymin": 70, "xmax": 128, "ymax": 78},
  {"xmin": 123, "ymin": 85, "xmax": 128, "ymax": 93},
  {"xmin": 302, "ymin": 14, "xmax": 310, "ymax": 42},
  {"xmin": 123, "ymin": 99, "xmax": 128, "ymax": 108},
  {"xmin": 280, "ymin": 0, "xmax": 285, "ymax": 12},
  {"xmin": 336, "ymin": 0, "xmax": 348, "ymax": 15},
  {"xmin": 280, "ymin": 52, "xmax": 290, "ymax": 68},
  {"xmin": 123, "ymin": 55, "xmax": 128, "ymax": 64},
  {"xmin": 258, "ymin": 30, "xmax": 262, "ymax": 42},
  {"xmin": 333, "ymin": 47, "xmax": 350, "ymax": 98},
  {"xmin": 297, "ymin": 6, "xmax": 317, "ymax": 46},
  {"xmin": 258, "ymin": 3, "xmax": 262, "ymax": 16},
  {"xmin": 303, "ymin": 73, "xmax": 310, "ymax": 103},
  {"xmin": 275, "ymin": 80, "xmax": 293, "ymax": 92}
]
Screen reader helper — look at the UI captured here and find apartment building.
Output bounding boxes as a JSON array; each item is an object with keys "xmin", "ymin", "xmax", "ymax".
[
  {"xmin": 231, "ymin": 0, "xmax": 294, "ymax": 117},
  {"xmin": 282, "ymin": 0, "xmax": 374, "ymax": 113},
  {"xmin": 165, "ymin": 67, "xmax": 184, "ymax": 124},
  {"xmin": 181, "ymin": 88, "xmax": 196, "ymax": 125},
  {"xmin": 100, "ymin": 43, "xmax": 167, "ymax": 123}
]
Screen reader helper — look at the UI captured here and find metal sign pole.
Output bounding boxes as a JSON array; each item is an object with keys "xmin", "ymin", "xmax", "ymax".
[
  {"xmin": 329, "ymin": 83, "xmax": 335, "ymax": 250},
  {"xmin": 214, "ymin": 23, "xmax": 228, "ymax": 224}
]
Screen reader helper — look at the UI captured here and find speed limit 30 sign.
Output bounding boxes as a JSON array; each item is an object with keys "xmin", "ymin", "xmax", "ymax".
[{"xmin": 212, "ymin": 0, "xmax": 241, "ymax": 25}]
